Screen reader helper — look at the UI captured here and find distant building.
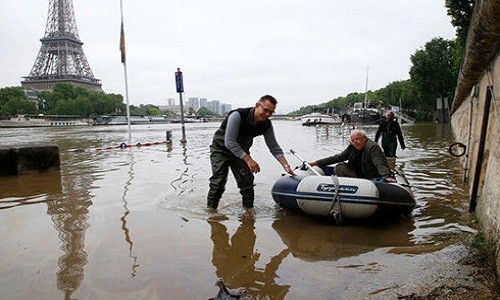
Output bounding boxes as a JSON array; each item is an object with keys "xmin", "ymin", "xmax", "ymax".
[
  {"xmin": 158, "ymin": 105, "xmax": 181, "ymax": 114},
  {"xmin": 164, "ymin": 96, "xmax": 231, "ymax": 115},
  {"xmin": 208, "ymin": 100, "xmax": 221, "ymax": 114},
  {"xmin": 199, "ymin": 98, "xmax": 208, "ymax": 109},
  {"xmin": 220, "ymin": 103, "xmax": 232, "ymax": 115},
  {"xmin": 188, "ymin": 97, "xmax": 200, "ymax": 110}
]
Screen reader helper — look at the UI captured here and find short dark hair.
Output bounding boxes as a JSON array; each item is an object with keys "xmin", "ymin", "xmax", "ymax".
[{"xmin": 259, "ymin": 95, "xmax": 277, "ymax": 105}]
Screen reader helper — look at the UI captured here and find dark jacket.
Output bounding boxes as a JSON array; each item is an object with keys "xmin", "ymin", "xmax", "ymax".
[
  {"xmin": 315, "ymin": 139, "xmax": 391, "ymax": 179},
  {"xmin": 375, "ymin": 119, "xmax": 405, "ymax": 149},
  {"xmin": 211, "ymin": 107, "xmax": 272, "ymax": 156}
]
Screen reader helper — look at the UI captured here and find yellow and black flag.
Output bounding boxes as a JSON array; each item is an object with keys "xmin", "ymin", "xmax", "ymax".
[{"xmin": 120, "ymin": 22, "xmax": 126, "ymax": 64}]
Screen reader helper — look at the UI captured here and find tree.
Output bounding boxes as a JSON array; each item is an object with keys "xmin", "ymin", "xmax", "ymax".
[
  {"xmin": 128, "ymin": 104, "xmax": 161, "ymax": 116},
  {"xmin": 445, "ymin": 0, "xmax": 473, "ymax": 47},
  {"xmin": 409, "ymin": 38, "xmax": 457, "ymax": 102},
  {"xmin": 197, "ymin": 106, "xmax": 217, "ymax": 116},
  {"xmin": 445, "ymin": 0, "xmax": 474, "ymax": 70},
  {"xmin": 1, "ymin": 97, "xmax": 37, "ymax": 115},
  {"xmin": 36, "ymin": 84, "xmax": 126, "ymax": 116},
  {"xmin": 0, "ymin": 87, "xmax": 26, "ymax": 106},
  {"xmin": 0, "ymin": 87, "xmax": 36, "ymax": 116}
]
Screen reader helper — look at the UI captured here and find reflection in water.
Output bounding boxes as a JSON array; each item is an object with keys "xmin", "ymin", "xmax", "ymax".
[
  {"xmin": 0, "ymin": 169, "xmax": 62, "ymax": 210},
  {"xmin": 170, "ymin": 142, "xmax": 193, "ymax": 195},
  {"xmin": 272, "ymin": 212, "xmax": 415, "ymax": 261},
  {"xmin": 46, "ymin": 153, "xmax": 94, "ymax": 299},
  {"xmin": 396, "ymin": 123, "xmax": 475, "ymax": 245},
  {"xmin": 120, "ymin": 150, "xmax": 139, "ymax": 278},
  {"xmin": 208, "ymin": 213, "xmax": 290, "ymax": 299}
]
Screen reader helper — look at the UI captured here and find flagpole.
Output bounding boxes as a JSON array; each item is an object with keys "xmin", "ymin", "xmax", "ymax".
[{"xmin": 120, "ymin": 0, "xmax": 132, "ymax": 142}]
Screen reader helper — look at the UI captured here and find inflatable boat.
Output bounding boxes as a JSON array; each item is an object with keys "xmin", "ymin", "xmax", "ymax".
[{"xmin": 272, "ymin": 167, "xmax": 415, "ymax": 219}]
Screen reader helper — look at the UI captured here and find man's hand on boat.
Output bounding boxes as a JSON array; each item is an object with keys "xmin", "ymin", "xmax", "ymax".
[
  {"xmin": 385, "ymin": 177, "xmax": 397, "ymax": 183},
  {"xmin": 300, "ymin": 161, "xmax": 317, "ymax": 171},
  {"xmin": 284, "ymin": 165, "xmax": 297, "ymax": 176}
]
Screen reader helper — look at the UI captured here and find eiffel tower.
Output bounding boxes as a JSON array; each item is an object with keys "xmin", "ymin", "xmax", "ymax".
[{"xmin": 21, "ymin": 0, "xmax": 102, "ymax": 92}]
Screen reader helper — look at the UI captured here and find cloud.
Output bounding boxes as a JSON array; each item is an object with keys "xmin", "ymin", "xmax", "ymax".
[{"xmin": 0, "ymin": 0, "xmax": 455, "ymax": 113}]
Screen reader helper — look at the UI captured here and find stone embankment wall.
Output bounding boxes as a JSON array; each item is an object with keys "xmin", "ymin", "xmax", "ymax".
[
  {"xmin": 450, "ymin": 0, "xmax": 500, "ymax": 284},
  {"xmin": 0, "ymin": 145, "xmax": 60, "ymax": 175}
]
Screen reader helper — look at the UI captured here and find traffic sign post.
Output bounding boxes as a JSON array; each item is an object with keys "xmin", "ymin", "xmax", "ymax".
[
  {"xmin": 175, "ymin": 68, "xmax": 187, "ymax": 143},
  {"xmin": 175, "ymin": 69, "xmax": 184, "ymax": 93}
]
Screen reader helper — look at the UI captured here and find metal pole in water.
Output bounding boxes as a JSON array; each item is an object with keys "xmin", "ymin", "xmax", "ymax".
[
  {"xmin": 175, "ymin": 68, "xmax": 187, "ymax": 143},
  {"xmin": 120, "ymin": 0, "xmax": 132, "ymax": 143},
  {"xmin": 166, "ymin": 130, "xmax": 172, "ymax": 143}
]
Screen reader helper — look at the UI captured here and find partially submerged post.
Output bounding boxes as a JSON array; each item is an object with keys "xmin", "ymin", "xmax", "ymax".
[{"xmin": 166, "ymin": 130, "xmax": 172, "ymax": 143}]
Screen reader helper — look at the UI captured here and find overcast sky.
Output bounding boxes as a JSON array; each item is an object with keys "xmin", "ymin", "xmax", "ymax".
[{"xmin": 0, "ymin": 0, "xmax": 455, "ymax": 113}]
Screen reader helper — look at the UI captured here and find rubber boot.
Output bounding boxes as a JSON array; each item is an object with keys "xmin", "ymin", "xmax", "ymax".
[{"xmin": 241, "ymin": 188, "xmax": 255, "ymax": 208}]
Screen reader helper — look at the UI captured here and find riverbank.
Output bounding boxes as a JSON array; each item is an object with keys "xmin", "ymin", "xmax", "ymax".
[
  {"xmin": 399, "ymin": 234, "xmax": 498, "ymax": 299},
  {"xmin": 0, "ymin": 121, "xmax": 497, "ymax": 299}
]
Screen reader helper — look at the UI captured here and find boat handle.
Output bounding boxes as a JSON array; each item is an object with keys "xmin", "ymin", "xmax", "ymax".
[{"xmin": 290, "ymin": 149, "xmax": 321, "ymax": 176}]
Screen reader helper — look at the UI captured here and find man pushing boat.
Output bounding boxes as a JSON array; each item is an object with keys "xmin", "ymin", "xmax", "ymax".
[{"xmin": 206, "ymin": 95, "xmax": 296, "ymax": 209}]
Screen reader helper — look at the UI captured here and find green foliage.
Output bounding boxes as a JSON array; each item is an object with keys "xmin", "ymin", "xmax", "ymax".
[
  {"xmin": 37, "ymin": 84, "xmax": 126, "ymax": 116},
  {"xmin": 0, "ymin": 84, "xmax": 129, "ymax": 117},
  {"xmin": 0, "ymin": 86, "xmax": 37, "ymax": 116},
  {"xmin": 445, "ymin": 0, "xmax": 473, "ymax": 75},
  {"xmin": 129, "ymin": 104, "xmax": 161, "ymax": 116},
  {"xmin": 445, "ymin": 0, "xmax": 473, "ymax": 48},
  {"xmin": 292, "ymin": 92, "xmax": 365, "ymax": 115},
  {"xmin": 289, "ymin": 76, "xmax": 441, "ymax": 121},
  {"xmin": 470, "ymin": 233, "xmax": 496, "ymax": 265},
  {"xmin": 1, "ymin": 97, "xmax": 37, "ymax": 115},
  {"xmin": 197, "ymin": 106, "xmax": 218, "ymax": 116},
  {"xmin": 0, "ymin": 86, "xmax": 26, "ymax": 106},
  {"xmin": 410, "ymin": 37, "xmax": 457, "ymax": 101}
]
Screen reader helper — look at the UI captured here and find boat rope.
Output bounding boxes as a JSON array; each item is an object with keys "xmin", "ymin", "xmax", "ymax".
[{"xmin": 329, "ymin": 175, "xmax": 343, "ymax": 224}]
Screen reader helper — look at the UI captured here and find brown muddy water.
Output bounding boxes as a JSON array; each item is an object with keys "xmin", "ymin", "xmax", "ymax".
[{"xmin": 0, "ymin": 121, "xmax": 477, "ymax": 299}]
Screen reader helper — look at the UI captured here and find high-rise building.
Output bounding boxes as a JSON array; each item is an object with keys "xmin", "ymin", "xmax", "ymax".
[
  {"xmin": 220, "ymin": 103, "xmax": 232, "ymax": 115},
  {"xmin": 199, "ymin": 98, "xmax": 208, "ymax": 108},
  {"xmin": 188, "ymin": 97, "xmax": 200, "ymax": 110},
  {"xmin": 208, "ymin": 100, "xmax": 217, "ymax": 114}
]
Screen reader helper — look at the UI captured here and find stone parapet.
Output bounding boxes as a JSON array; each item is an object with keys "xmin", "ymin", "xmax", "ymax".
[{"xmin": 0, "ymin": 145, "xmax": 60, "ymax": 176}]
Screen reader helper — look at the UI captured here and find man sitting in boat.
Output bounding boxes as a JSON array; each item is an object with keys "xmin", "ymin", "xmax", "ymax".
[{"xmin": 306, "ymin": 129, "xmax": 395, "ymax": 182}]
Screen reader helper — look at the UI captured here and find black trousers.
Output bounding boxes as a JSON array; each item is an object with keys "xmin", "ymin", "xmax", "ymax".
[{"xmin": 207, "ymin": 148, "xmax": 255, "ymax": 209}]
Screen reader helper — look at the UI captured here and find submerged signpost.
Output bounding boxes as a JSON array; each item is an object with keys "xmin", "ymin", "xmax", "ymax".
[{"xmin": 175, "ymin": 68, "xmax": 187, "ymax": 143}]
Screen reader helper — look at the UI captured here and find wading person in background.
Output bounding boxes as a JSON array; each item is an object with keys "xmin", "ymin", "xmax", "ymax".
[
  {"xmin": 375, "ymin": 111, "xmax": 406, "ymax": 157},
  {"xmin": 306, "ymin": 129, "xmax": 395, "ymax": 182},
  {"xmin": 207, "ymin": 95, "xmax": 296, "ymax": 209}
]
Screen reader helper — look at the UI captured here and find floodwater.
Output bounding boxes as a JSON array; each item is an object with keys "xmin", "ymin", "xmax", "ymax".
[{"xmin": 0, "ymin": 121, "xmax": 477, "ymax": 299}]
